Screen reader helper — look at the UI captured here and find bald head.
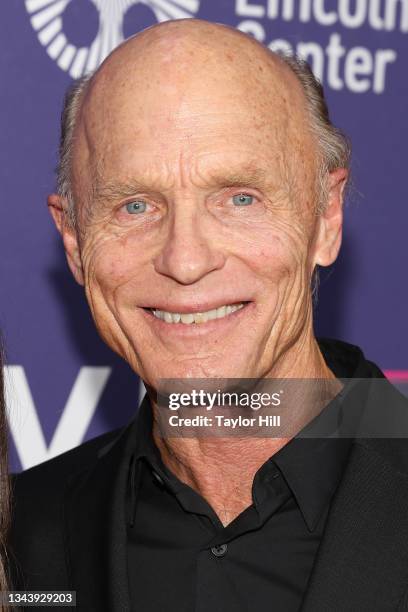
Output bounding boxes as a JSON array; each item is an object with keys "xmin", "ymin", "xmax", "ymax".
[
  {"xmin": 57, "ymin": 19, "xmax": 349, "ymax": 228},
  {"xmin": 90, "ymin": 19, "xmax": 302, "ymax": 99}
]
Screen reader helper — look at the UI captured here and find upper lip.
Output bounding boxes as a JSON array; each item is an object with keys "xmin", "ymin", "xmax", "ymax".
[{"xmin": 141, "ymin": 300, "xmax": 250, "ymax": 314}]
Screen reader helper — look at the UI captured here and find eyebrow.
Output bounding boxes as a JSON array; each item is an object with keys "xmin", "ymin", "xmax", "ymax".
[
  {"xmin": 205, "ymin": 167, "xmax": 271, "ymax": 189},
  {"xmin": 92, "ymin": 179, "xmax": 157, "ymax": 203}
]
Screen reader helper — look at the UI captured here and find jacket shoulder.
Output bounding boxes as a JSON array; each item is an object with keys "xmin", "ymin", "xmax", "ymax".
[
  {"xmin": 356, "ymin": 377, "xmax": 408, "ymax": 475},
  {"xmin": 9, "ymin": 427, "xmax": 125, "ymax": 591},
  {"xmin": 13, "ymin": 426, "xmax": 124, "ymax": 489}
]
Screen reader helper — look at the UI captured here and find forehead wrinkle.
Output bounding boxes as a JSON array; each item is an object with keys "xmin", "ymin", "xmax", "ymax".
[
  {"xmin": 92, "ymin": 161, "xmax": 176, "ymax": 199},
  {"xmin": 88, "ymin": 140, "xmax": 294, "ymax": 205}
]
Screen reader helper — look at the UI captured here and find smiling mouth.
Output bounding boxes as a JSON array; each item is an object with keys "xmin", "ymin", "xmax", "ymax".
[{"xmin": 146, "ymin": 302, "xmax": 248, "ymax": 325}]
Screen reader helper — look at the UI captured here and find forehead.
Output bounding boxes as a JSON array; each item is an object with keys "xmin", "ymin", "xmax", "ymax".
[{"xmin": 73, "ymin": 47, "xmax": 315, "ymax": 194}]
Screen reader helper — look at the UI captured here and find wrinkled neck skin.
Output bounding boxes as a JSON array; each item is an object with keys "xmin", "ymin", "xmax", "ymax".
[{"xmin": 150, "ymin": 326, "xmax": 337, "ymax": 527}]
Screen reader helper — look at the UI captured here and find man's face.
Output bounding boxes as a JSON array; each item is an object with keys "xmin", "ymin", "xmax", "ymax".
[{"xmin": 55, "ymin": 28, "xmax": 342, "ymax": 387}]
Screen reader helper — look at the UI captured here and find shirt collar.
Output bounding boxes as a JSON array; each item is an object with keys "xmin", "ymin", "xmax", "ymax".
[
  {"xmin": 272, "ymin": 436, "xmax": 352, "ymax": 531},
  {"xmin": 269, "ymin": 338, "xmax": 379, "ymax": 532},
  {"xmin": 130, "ymin": 392, "xmax": 162, "ymax": 467},
  {"xmin": 128, "ymin": 339, "xmax": 379, "ymax": 530}
]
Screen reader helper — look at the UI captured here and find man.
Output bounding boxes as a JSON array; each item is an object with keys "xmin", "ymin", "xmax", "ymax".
[{"xmin": 10, "ymin": 18, "xmax": 408, "ymax": 612}]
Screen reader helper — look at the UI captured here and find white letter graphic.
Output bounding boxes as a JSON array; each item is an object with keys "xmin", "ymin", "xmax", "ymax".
[{"xmin": 5, "ymin": 366, "xmax": 111, "ymax": 470}]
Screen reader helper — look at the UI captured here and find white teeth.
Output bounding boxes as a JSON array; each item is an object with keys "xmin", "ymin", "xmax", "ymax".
[
  {"xmin": 164, "ymin": 311, "xmax": 172, "ymax": 323},
  {"xmin": 151, "ymin": 302, "xmax": 245, "ymax": 324},
  {"xmin": 207, "ymin": 309, "xmax": 218, "ymax": 320},
  {"xmin": 216, "ymin": 306, "xmax": 226, "ymax": 319},
  {"xmin": 180, "ymin": 313, "xmax": 195, "ymax": 324}
]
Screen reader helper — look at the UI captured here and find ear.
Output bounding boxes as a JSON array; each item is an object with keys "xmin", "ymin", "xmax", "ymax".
[
  {"xmin": 312, "ymin": 168, "xmax": 348, "ymax": 267},
  {"xmin": 48, "ymin": 194, "xmax": 84, "ymax": 286}
]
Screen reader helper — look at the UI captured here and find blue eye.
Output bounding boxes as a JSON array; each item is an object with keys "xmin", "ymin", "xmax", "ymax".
[
  {"xmin": 232, "ymin": 194, "xmax": 254, "ymax": 206},
  {"xmin": 125, "ymin": 200, "xmax": 147, "ymax": 214}
]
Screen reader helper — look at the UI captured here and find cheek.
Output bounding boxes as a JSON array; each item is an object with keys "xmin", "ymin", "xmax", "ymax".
[
  {"xmin": 241, "ymin": 221, "xmax": 309, "ymax": 283},
  {"xmin": 82, "ymin": 234, "xmax": 144, "ymax": 307}
]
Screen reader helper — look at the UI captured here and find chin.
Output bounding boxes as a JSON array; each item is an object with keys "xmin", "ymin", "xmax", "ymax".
[{"xmin": 144, "ymin": 355, "xmax": 254, "ymax": 388}]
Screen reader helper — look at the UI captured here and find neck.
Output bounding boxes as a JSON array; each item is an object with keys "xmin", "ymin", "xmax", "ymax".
[{"xmin": 150, "ymin": 335, "xmax": 337, "ymax": 526}]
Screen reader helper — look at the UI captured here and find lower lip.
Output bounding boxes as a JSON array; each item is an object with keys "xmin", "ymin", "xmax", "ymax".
[{"xmin": 140, "ymin": 302, "xmax": 253, "ymax": 336}]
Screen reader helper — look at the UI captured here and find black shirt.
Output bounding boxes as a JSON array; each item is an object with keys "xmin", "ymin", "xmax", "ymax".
[{"xmin": 126, "ymin": 340, "xmax": 371, "ymax": 612}]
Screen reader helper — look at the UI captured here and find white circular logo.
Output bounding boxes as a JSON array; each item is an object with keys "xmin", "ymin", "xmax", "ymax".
[{"xmin": 25, "ymin": 0, "xmax": 200, "ymax": 78}]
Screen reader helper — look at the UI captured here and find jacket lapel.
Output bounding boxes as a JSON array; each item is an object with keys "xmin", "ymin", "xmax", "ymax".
[
  {"xmin": 63, "ymin": 422, "xmax": 136, "ymax": 612},
  {"xmin": 301, "ymin": 440, "xmax": 408, "ymax": 611}
]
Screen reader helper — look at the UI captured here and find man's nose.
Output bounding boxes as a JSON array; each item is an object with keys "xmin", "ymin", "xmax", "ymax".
[{"xmin": 153, "ymin": 203, "xmax": 225, "ymax": 285}]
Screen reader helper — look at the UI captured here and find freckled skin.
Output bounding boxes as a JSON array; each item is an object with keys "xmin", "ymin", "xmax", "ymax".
[{"xmin": 49, "ymin": 19, "xmax": 347, "ymax": 525}]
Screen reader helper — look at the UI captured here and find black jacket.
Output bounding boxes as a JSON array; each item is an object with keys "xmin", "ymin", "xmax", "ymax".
[{"xmin": 9, "ymin": 340, "xmax": 408, "ymax": 611}]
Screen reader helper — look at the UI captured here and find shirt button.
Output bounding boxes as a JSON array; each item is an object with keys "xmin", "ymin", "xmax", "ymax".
[{"xmin": 211, "ymin": 544, "xmax": 228, "ymax": 558}]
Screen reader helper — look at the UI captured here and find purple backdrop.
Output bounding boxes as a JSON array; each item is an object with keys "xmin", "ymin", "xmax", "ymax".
[{"xmin": 1, "ymin": 0, "xmax": 407, "ymax": 472}]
